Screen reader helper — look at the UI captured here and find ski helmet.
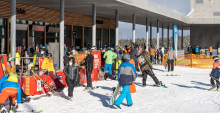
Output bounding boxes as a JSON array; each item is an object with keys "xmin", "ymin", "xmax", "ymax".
[
  {"xmin": 9, "ymin": 58, "xmax": 15, "ymax": 62},
  {"xmin": 122, "ymin": 53, "xmax": 130, "ymax": 60},
  {"xmin": 66, "ymin": 51, "xmax": 71, "ymax": 57},
  {"xmin": 69, "ymin": 57, "xmax": 75, "ymax": 63},
  {"xmin": 46, "ymin": 53, "xmax": 52, "ymax": 58},
  {"xmin": 107, "ymin": 47, "xmax": 111, "ymax": 50},
  {"xmin": 213, "ymin": 56, "xmax": 219, "ymax": 62}
]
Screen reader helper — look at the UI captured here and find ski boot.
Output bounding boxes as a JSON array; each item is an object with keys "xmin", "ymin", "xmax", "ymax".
[
  {"xmin": 68, "ymin": 96, "xmax": 73, "ymax": 101},
  {"xmin": 21, "ymin": 97, "xmax": 31, "ymax": 103},
  {"xmin": 113, "ymin": 104, "xmax": 121, "ymax": 109},
  {"xmin": 9, "ymin": 104, "xmax": 15, "ymax": 113},
  {"xmin": 0, "ymin": 104, "xmax": 7, "ymax": 113},
  {"xmin": 210, "ymin": 85, "xmax": 216, "ymax": 91},
  {"xmin": 214, "ymin": 86, "xmax": 220, "ymax": 91}
]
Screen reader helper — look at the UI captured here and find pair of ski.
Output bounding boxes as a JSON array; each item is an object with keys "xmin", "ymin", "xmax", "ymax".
[{"xmin": 155, "ymin": 74, "xmax": 180, "ymax": 76}]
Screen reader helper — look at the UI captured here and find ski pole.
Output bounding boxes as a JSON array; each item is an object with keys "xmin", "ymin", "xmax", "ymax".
[{"xmin": 31, "ymin": 70, "xmax": 60, "ymax": 97}]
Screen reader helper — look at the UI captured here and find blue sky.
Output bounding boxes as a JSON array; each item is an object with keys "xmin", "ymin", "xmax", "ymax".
[{"xmin": 118, "ymin": 0, "xmax": 191, "ymax": 40}]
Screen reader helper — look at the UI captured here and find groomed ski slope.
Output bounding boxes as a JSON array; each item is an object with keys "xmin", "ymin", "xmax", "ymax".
[{"xmin": 16, "ymin": 65, "xmax": 220, "ymax": 113}]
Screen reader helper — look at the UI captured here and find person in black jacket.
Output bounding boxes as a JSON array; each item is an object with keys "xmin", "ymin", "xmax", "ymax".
[
  {"xmin": 63, "ymin": 51, "xmax": 71, "ymax": 67},
  {"xmin": 129, "ymin": 45, "xmax": 139, "ymax": 70},
  {"xmin": 63, "ymin": 57, "xmax": 79, "ymax": 101},
  {"xmin": 83, "ymin": 49, "xmax": 94, "ymax": 89},
  {"xmin": 187, "ymin": 45, "xmax": 193, "ymax": 54}
]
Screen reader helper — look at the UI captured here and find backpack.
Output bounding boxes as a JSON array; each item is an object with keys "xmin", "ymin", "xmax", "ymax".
[{"xmin": 137, "ymin": 53, "xmax": 147, "ymax": 67}]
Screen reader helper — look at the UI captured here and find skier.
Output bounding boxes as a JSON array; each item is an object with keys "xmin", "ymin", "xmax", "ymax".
[
  {"xmin": 41, "ymin": 53, "xmax": 65, "ymax": 92},
  {"xmin": 209, "ymin": 56, "xmax": 220, "ymax": 91},
  {"xmin": 7, "ymin": 58, "xmax": 30, "ymax": 103},
  {"xmin": 166, "ymin": 47, "xmax": 176, "ymax": 74},
  {"xmin": 103, "ymin": 47, "xmax": 117, "ymax": 75},
  {"xmin": 129, "ymin": 44, "xmax": 139, "ymax": 70},
  {"xmin": 63, "ymin": 57, "xmax": 79, "ymax": 100},
  {"xmin": 139, "ymin": 49, "xmax": 165, "ymax": 87},
  {"xmin": 113, "ymin": 53, "xmax": 136, "ymax": 109},
  {"xmin": 82, "ymin": 49, "xmax": 94, "ymax": 89},
  {"xmin": 63, "ymin": 51, "xmax": 71, "ymax": 67},
  {"xmin": 0, "ymin": 73, "xmax": 21, "ymax": 113}
]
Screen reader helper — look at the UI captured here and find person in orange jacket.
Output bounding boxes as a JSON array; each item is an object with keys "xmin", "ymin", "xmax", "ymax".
[
  {"xmin": 149, "ymin": 45, "xmax": 156, "ymax": 63},
  {"xmin": 209, "ymin": 46, "xmax": 213, "ymax": 56}
]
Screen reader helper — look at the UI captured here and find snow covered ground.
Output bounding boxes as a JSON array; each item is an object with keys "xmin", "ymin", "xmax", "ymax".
[{"xmin": 15, "ymin": 65, "xmax": 220, "ymax": 113}]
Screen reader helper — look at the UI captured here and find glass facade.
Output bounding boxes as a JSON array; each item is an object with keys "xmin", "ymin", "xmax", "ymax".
[
  {"xmin": 96, "ymin": 28, "xmax": 101, "ymax": 48},
  {"xmin": 102, "ymin": 29, "xmax": 109, "ymax": 47},
  {"xmin": 84, "ymin": 27, "xmax": 92, "ymax": 48},
  {"xmin": 73, "ymin": 26, "xmax": 82, "ymax": 48},
  {"xmin": 110, "ymin": 29, "xmax": 115, "ymax": 47},
  {"xmin": 0, "ymin": 18, "xmax": 6, "ymax": 54},
  {"xmin": 64, "ymin": 25, "xmax": 71, "ymax": 47}
]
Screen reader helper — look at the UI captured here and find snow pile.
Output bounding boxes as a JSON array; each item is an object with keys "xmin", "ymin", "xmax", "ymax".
[{"xmin": 16, "ymin": 65, "xmax": 220, "ymax": 113}]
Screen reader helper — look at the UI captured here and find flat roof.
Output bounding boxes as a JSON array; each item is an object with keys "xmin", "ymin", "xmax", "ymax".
[{"xmin": 2, "ymin": 0, "xmax": 190, "ymax": 30}]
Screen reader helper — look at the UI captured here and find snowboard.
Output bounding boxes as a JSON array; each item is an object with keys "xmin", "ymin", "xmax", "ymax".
[{"xmin": 109, "ymin": 83, "xmax": 121, "ymax": 105}]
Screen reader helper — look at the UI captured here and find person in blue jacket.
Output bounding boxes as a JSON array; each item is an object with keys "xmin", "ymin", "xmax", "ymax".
[
  {"xmin": 195, "ymin": 45, "xmax": 199, "ymax": 54},
  {"xmin": 0, "ymin": 72, "xmax": 21, "ymax": 113},
  {"xmin": 113, "ymin": 53, "xmax": 137, "ymax": 109}
]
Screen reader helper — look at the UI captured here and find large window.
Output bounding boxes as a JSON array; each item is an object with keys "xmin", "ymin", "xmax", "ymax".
[
  {"xmin": 73, "ymin": 26, "xmax": 82, "ymax": 48},
  {"xmin": 0, "ymin": 18, "xmax": 6, "ymax": 54},
  {"xmin": 96, "ymin": 28, "xmax": 101, "ymax": 48},
  {"xmin": 110, "ymin": 29, "xmax": 115, "ymax": 47},
  {"xmin": 0, "ymin": 18, "xmax": 6, "ymax": 36},
  {"xmin": 84, "ymin": 27, "xmax": 92, "ymax": 48},
  {"xmin": 102, "ymin": 29, "xmax": 109, "ymax": 47}
]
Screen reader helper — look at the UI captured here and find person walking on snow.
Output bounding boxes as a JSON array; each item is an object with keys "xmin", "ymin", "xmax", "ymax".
[
  {"xmin": 209, "ymin": 56, "xmax": 220, "ymax": 91},
  {"xmin": 82, "ymin": 49, "xmax": 94, "ymax": 89},
  {"xmin": 63, "ymin": 57, "xmax": 79, "ymax": 100},
  {"xmin": 113, "ymin": 53, "xmax": 136, "ymax": 109},
  {"xmin": 209, "ymin": 46, "xmax": 213, "ymax": 56},
  {"xmin": 140, "ymin": 49, "xmax": 165, "ymax": 87},
  {"xmin": 166, "ymin": 47, "xmax": 176, "ymax": 73},
  {"xmin": 149, "ymin": 45, "xmax": 156, "ymax": 63},
  {"xmin": 0, "ymin": 73, "xmax": 21, "ymax": 113},
  {"xmin": 103, "ymin": 47, "xmax": 117, "ymax": 75}
]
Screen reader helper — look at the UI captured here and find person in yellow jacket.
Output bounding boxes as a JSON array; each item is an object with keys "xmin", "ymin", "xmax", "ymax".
[{"xmin": 41, "ymin": 53, "xmax": 65, "ymax": 92}]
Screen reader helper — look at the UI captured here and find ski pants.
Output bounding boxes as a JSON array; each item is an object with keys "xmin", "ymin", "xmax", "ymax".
[
  {"xmin": 211, "ymin": 77, "xmax": 220, "ymax": 87},
  {"xmin": 114, "ymin": 85, "xmax": 132, "ymax": 106},
  {"xmin": 142, "ymin": 70, "xmax": 160, "ymax": 86},
  {"xmin": 49, "ymin": 71, "xmax": 63, "ymax": 90},
  {"xmin": 0, "ymin": 88, "xmax": 18, "ymax": 105},
  {"xmin": 112, "ymin": 62, "xmax": 116, "ymax": 75},
  {"xmin": 65, "ymin": 77, "xmax": 75, "ymax": 97},
  {"xmin": 104, "ymin": 73, "xmax": 115, "ymax": 80},
  {"xmin": 150, "ymin": 56, "xmax": 154, "ymax": 63},
  {"xmin": 104, "ymin": 63, "xmax": 112, "ymax": 75},
  {"xmin": 115, "ymin": 60, "xmax": 122, "ymax": 74},
  {"xmin": 86, "ymin": 70, "xmax": 92, "ymax": 87},
  {"xmin": 167, "ymin": 60, "xmax": 174, "ymax": 72},
  {"xmin": 210, "ymin": 52, "xmax": 213, "ymax": 56}
]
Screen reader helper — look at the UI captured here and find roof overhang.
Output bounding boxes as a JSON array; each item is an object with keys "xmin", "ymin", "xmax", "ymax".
[{"xmin": 2, "ymin": 0, "xmax": 190, "ymax": 30}]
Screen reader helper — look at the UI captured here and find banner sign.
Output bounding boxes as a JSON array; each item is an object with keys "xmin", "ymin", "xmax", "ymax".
[{"xmin": 173, "ymin": 25, "xmax": 178, "ymax": 57}]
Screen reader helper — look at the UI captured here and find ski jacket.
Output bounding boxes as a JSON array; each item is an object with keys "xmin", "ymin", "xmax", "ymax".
[
  {"xmin": 6, "ymin": 65, "xmax": 16, "ymax": 75},
  {"xmin": 103, "ymin": 50, "xmax": 117, "ymax": 64},
  {"xmin": 129, "ymin": 48, "xmax": 139, "ymax": 63},
  {"xmin": 167, "ymin": 50, "xmax": 176, "ymax": 60},
  {"xmin": 195, "ymin": 47, "xmax": 199, "ymax": 53},
  {"xmin": 117, "ymin": 62, "xmax": 137, "ymax": 85},
  {"xmin": 211, "ymin": 61, "xmax": 220, "ymax": 77},
  {"xmin": 188, "ymin": 47, "xmax": 193, "ymax": 54},
  {"xmin": 84, "ymin": 54, "xmax": 94, "ymax": 72},
  {"xmin": 63, "ymin": 63, "xmax": 79, "ymax": 80},
  {"xmin": 41, "ymin": 57, "xmax": 55, "ymax": 73},
  {"xmin": 115, "ymin": 49, "xmax": 122, "ymax": 60},
  {"xmin": 140, "ymin": 52, "xmax": 153, "ymax": 71},
  {"xmin": 149, "ymin": 47, "xmax": 156, "ymax": 56},
  {"xmin": 0, "ymin": 76, "xmax": 21, "ymax": 103},
  {"xmin": 209, "ymin": 47, "xmax": 213, "ymax": 52}
]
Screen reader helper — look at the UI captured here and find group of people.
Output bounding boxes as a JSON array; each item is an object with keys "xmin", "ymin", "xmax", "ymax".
[{"xmin": 187, "ymin": 45, "xmax": 213, "ymax": 56}]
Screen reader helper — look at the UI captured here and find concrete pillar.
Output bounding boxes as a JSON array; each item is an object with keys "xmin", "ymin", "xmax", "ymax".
[
  {"xmin": 167, "ymin": 24, "xmax": 169, "ymax": 48},
  {"xmin": 181, "ymin": 26, "xmax": 183, "ymax": 50},
  {"xmin": 60, "ymin": 0, "xmax": 64, "ymax": 69},
  {"xmin": 172, "ymin": 24, "xmax": 174, "ymax": 48},
  {"xmin": 10, "ymin": 0, "xmax": 16, "ymax": 58},
  {"xmin": 162, "ymin": 24, "xmax": 164, "ymax": 47},
  {"xmin": 157, "ymin": 20, "xmax": 159, "ymax": 49},
  {"xmin": 132, "ymin": 14, "xmax": 135, "ymax": 43},
  {"xmin": 92, "ymin": 4, "xmax": 96, "ymax": 47},
  {"xmin": 115, "ymin": 10, "xmax": 119, "ymax": 47},
  {"xmin": 150, "ymin": 23, "xmax": 152, "ymax": 46},
  {"xmin": 146, "ymin": 17, "xmax": 149, "ymax": 50}
]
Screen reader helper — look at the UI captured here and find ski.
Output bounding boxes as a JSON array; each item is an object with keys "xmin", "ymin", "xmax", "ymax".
[
  {"xmin": 15, "ymin": 110, "xmax": 43, "ymax": 113},
  {"xmin": 31, "ymin": 70, "xmax": 61, "ymax": 97},
  {"xmin": 32, "ymin": 94, "xmax": 52, "ymax": 100},
  {"xmin": 155, "ymin": 74, "xmax": 180, "ymax": 76},
  {"xmin": 0, "ymin": 56, "xmax": 7, "ymax": 76}
]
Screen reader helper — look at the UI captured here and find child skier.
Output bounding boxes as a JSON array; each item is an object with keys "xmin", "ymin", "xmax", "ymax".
[
  {"xmin": 63, "ymin": 57, "xmax": 79, "ymax": 101},
  {"xmin": 209, "ymin": 56, "xmax": 220, "ymax": 91},
  {"xmin": 0, "ymin": 73, "xmax": 21, "ymax": 113},
  {"xmin": 113, "ymin": 53, "xmax": 137, "ymax": 109}
]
